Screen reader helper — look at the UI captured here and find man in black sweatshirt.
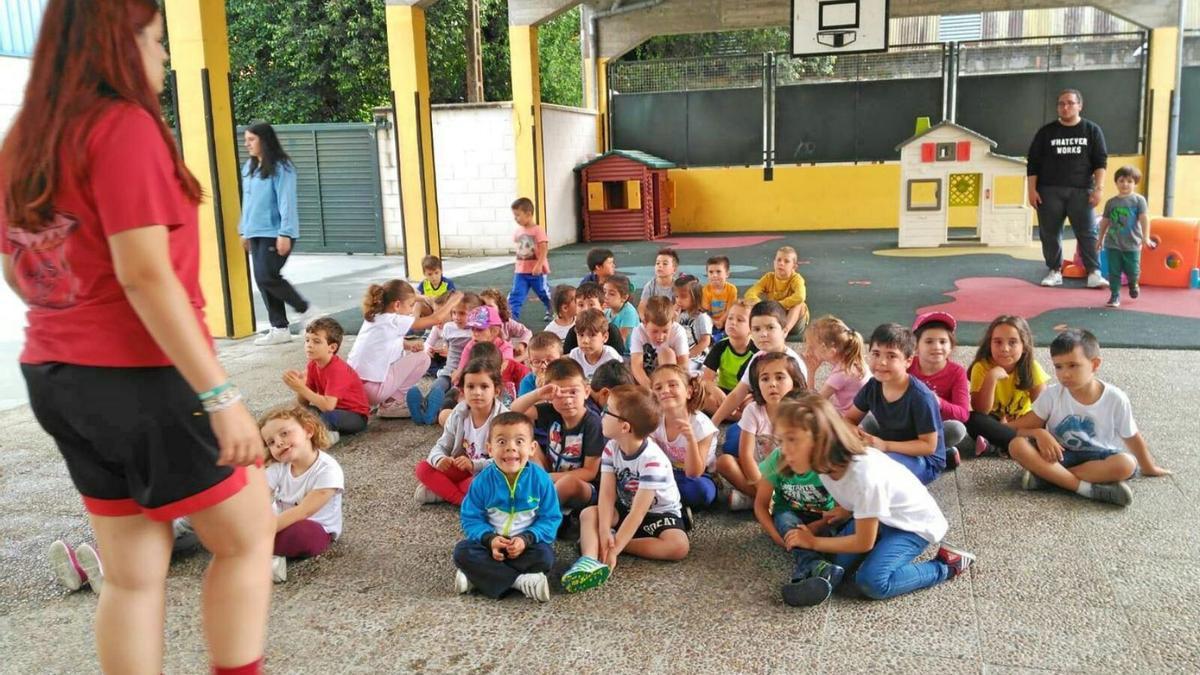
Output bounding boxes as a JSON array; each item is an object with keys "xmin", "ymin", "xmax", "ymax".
[{"xmin": 1026, "ymin": 88, "xmax": 1110, "ymax": 290}]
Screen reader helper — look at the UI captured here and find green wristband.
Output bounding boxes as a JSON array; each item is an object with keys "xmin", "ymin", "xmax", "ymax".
[{"xmin": 198, "ymin": 382, "xmax": 232, "ymax": 401}]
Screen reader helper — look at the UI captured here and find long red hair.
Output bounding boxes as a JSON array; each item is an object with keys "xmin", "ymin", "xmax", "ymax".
[{"xmin": 0, "ymin": 0, "xmax": 201, "ymax": 233}]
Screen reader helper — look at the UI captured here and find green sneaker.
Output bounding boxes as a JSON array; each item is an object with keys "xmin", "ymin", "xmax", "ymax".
[{"xmin": 560, "ymin": 555, "xmax": 610, "ymax": 593}]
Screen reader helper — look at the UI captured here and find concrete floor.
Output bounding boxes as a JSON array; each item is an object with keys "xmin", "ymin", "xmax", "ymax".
[{"xmin": 0, "ymin": 334, "xmax": 1196, "ymax": 674}]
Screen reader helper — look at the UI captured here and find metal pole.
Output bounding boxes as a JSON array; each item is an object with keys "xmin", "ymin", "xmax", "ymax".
[{"xmin": 1163, "ymin": 0, "xmax": 1186, "ymax": 216}]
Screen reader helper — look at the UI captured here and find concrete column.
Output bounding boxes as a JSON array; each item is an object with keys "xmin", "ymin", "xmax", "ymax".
[
  {"xmin": 510, "ymin": 24, "xmax": 549, "ymax": 227},
  {"xmin": 385, "ymin": 1, "xmax": 442, "ymax": 279},
  {"xmin": 1145, "ymin": 27, "xmax": 1179, "ymax": 215},
  {"xmin": 164, "ymin": 0, "xmax": 254, "ymax": 337}
]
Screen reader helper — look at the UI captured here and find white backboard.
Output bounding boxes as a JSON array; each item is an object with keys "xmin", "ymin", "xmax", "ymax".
[{"xmin": 791, "ymin": 0, "xmax": 889, "ymax": 57}]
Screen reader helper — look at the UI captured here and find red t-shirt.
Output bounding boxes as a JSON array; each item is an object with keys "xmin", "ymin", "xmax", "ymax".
[
  {"xmin": 908, "ymin": 360, "xmax": 971, "ymax": 423},
  {"xmin": 306, "ymin": 355, "xmax": 370, "ymax": 417},
  {"xmin": 0, "ymin": 103, "xmax": 208, "ymax": 367}
]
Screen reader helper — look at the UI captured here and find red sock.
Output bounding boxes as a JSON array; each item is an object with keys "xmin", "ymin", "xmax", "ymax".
[{"xmin": 212, "ymin": 657, "xmax": 263, "ymax": 675}]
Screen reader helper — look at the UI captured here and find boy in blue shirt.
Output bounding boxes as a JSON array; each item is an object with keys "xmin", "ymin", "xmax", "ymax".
[
  {"xmin": 452, "ymin": 412, "xmax": 563, "ymax": 602},
  {"xmin": 843, "ymin": 323, "xmax": 949, "ymax": 484}
]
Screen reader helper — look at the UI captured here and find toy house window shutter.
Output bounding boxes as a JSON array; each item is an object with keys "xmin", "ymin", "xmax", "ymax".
[
  {"xmin": 921, "ymin": 143, "xmax": 935, "ymax": 162},
  {"xmin": 956, "ymin": 141, "xmax": 971, "ymax": 161}
]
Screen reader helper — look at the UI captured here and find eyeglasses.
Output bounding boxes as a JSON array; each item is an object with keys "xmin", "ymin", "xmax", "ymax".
[
  {"xmin": 528, "ymin": 359, "xmax": 551, "ymax": 369},
  {"xmin": 601, "ymin": 406, "xmax": 630, "ymax": 423}
]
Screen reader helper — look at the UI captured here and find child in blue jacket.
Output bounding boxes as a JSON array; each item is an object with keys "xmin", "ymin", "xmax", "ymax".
[{"xmin": 452, "ymin": 412, "xmax": 563, "ymax": 601}]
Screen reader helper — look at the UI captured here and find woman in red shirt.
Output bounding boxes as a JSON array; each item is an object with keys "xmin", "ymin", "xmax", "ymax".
[{"xmin": 0, "ymin": 2, "xmax": 272, "ymax": 673}]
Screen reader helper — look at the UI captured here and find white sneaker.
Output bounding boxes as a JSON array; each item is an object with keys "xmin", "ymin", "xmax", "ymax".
[
  {"xmin": 1040, "ymin": 270, "xmax": 1063, "ymax": 287},
  {"xmin": 454, "ymin": 568, "xmax": 474, "ymax": 594},
  {"xmin": 271, "ymin": 555, "xmax": 287, "ymax": 583},
  {"xmin": 377, "ymin": 399, "xmax": 412, "ymax": 419},
  {"xmin": 414, "ymin": 484, "xmax": 443, "ymax": 505},
  {"xmin": 512, "ymin": 572, "xmax": 550, "ymax": 602},
  {"xmin": 253, "ymin": 327, "xmax": 293, "ymax": 346},
  {"xmin": 326, "ymin": 430, "xmax": 341, "ymax": 447},
  {"xmin": 1086, "ymin": 271, "xmax": 1111, "ymax": 288},
  {"xmin": 728, "ymin": 490, "xmax": 753, "ymax": 511},
  {"xmin": 74, "ymin": 543, "xmax": 103, "ymax": 594},
  {"xmin": 48, "ymin": 540, "xmax": 86, "ymax": 591}
]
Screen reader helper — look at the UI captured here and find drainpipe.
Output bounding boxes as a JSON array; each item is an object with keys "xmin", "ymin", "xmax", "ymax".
[{"xmin": 1164, "ymin": 0, "xmax": 1187, "ymax": 216}]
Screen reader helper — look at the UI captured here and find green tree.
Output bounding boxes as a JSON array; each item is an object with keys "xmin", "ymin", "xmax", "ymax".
[{"xmin": 538, "ymin": 8, "xmax": 583, "ymax": 107}]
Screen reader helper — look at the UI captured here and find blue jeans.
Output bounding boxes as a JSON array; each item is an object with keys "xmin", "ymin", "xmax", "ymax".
[
  {"xmin": 508, "ymin": 273, "xmax": 552, "ymax": 320},
  {"xmin": 675, "ymin": 470, "xmax": 717, "ymax": 507},
  {"xmin": 722, "ymin": 422, "xmax": 742, "ymax": 455},
  {"xmin": 773, "ymin": 510, "xmax": 826, "ymax": 581},
  {"xmin": 831, "ymin": 520, "xmax": 949, "ymax": 600},
  {"xmin": 452, "ymin": 539, "xmax": 555, "ymax": 599},
  {"xmin": 314, "ymin": 408, "xmax": 367, "ymax": 435}
]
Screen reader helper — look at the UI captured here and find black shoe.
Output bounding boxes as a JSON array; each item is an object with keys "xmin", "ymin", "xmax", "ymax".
[
  {"xmin": 681, "ymin": 506, "xmax": 694, "ymax": 531},
  {"xmin": 782, "ymin": 576, "xmax": 832, "ymax": 607},
  {"xmin": 1129, "ymin": 285, "xmax": 1140, "ymax": 298},
  {"xmin": 945, "ymin": 446, "xmax": 961, "ymax": 471},
  {"xmin": 557, "ymin": 511, "xmax": 581, "ymax": 541}
]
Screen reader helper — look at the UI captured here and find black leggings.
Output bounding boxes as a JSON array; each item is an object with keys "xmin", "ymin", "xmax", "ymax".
[{"xmin": 965, "ymin": 412, "xmax": 1017, "ymax": 451}]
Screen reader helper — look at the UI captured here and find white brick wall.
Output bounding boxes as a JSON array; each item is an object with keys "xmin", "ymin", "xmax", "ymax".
[
  {"xmin": 0, "ymin": 56, "xmax": 32, "ymax": 141},
  {"xmin": 542, "ymin": 105, "xmax": 598, "ymax": 248}
]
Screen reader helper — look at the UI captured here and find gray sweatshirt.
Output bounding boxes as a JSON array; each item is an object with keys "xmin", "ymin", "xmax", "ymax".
[{"xmin": 426, "ymin": 399, "xmax": 509, "ymax": 473}]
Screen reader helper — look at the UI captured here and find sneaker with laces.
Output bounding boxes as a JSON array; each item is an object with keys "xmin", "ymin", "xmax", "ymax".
[
  {"xmin": 1040, "ymin": 270, "xmax": 1063, "ymax": 287},
  {"xmin": 512, "ymin": 572, "xmax": 551, "ymax": 602},
  {"xmin": 48, "ymin": 540, "xmax": 87, "ymax": 591},
  {"xmin": 1086, "ymin": 271, "xmax": 1111, "ymax": 288},
  {"xmin": 728, "ymin": 490, "xmax": 753, "ymax": 511},
  {"xmin": 936, "ymin": 543, "xmax": 976, "ymax": 578},
  {"xmin": 454, "ymin": 568, "xmax": 474, "ymax": 594},
  {"xmin": 782, "ymin": 576, "xmax": 832, "ymax": 607},
  {"xmin": 74, "ymin": 543, "xmax": 103, "ymax": 594},
  {"xmin": 377, "ymin": 398, "xmax": 412, "ymax": 419},
  {"xmin": 1021, "ymin": 470, "xmax": 1049, "ymax": 491},
  {"xmin": 810, "ymin": 560, "xmax": 846, "ymax": 589},
  {"xmin": 253, "ymin": 327, "xmax": 293, "ymax": 346},
  {"xmin": 414, "ymin": 484, "xmax": 443, "ymax": 505},
  {"xmin": 1105, "ymin": 298, "xmax": 1120, "ymax": 308},
  {"xmin": 560, "ymin": 555, "xmax": 610, "ymax": 593},
  {"xmin": 1091, "ymin": 481, "xmax": 1134, "ymax": 507},
  {"xmin": 271, "ymin": 555, "xmax": 287, "ymax": 583}
]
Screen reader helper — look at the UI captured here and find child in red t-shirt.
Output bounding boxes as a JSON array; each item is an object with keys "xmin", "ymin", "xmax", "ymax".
[{"xmin": 283, "ymin": 318, "xmax": 370, "ymax": 442}]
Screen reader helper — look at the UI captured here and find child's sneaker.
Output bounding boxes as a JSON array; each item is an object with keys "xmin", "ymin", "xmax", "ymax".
[
  {"xmin": 1105, "ymin": 297, "xmax": 1120, "ymax": 308},
  {"xmin": 543, "ymin": 311, "xmax": 552, "ymax": 322},
  {"xmin": 454, "ymin": 568, "xmax": 474, "ymax": 594},
  {"xmin": 377, "ymin": 398, "xmax": 411, "ymax": 419},
  {"xmin": 74, "ymin": 543, "xmax": 103, "ymax": 594},
  {"xmin": 326, "ymin": 430, "xmax": 341, "ymax": 447},
  {"xmin": 782, "ymin": 576, "xmax": 832, "ymax": 607},
  {"xmin": 1129, "ymin": 285, "xmax": 1140, "ymax": 299},
  {"xmin": 944, "ymin": 446, "xmax": 961, "ymax": 471},
  {"xmin": 414, "ymin": 484, "xmax": 443, "ymax": 505},
  {"xmin": 172, "ymin": 518, "xmax": 201, "ymax": 552},
  {"xmin": 271, "ymin": 555, "xmax": 287, "ymax": 583},
  {"xmin": 728, "ymin": 490, "xmax": 753, "ymax": 511},
  {"xmin": 681, "ymin": 506, "xmax": 694, "ymax": 531},
  {"xmin": 936, "ymin": 543, "xmax": 976, "ymax": 578},
  {"xmin": 810, "ymin": 560, "xmax": 846, "ymax": 588},
  {"xmin": 1020, "ymin": 470, "xmax": 1049, "ymax": 491},
  {"xmin": 512, "ymin": 572, "xmax": 550, "ymax": 602},
  {"xmin": 405, "ymin": 388, "xmax": 427, "ymax": 425},
  {"xmin": 1091, "ymin": 481, "xmax": 1134, "ymax": 507},
  {"xmin": 48, "ymin": 540, "xmax": 87, "ymax": 591},
  {"xmin": 560, "ymin": 556, "xmax": 610, "ymax": 593},
  {"xmin": 556, "ymin": 510, "xmax": 581, "ymax": 541}
]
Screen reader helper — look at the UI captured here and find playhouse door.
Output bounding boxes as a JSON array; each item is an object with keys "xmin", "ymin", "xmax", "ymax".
[{"xmin": 947, "ymin": 173, "xmax": 981, "ymax": 241}]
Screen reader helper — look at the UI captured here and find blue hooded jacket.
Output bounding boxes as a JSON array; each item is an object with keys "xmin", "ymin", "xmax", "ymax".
[{"xmin": 460, "ymin": 462, "xmax": 562, "ymax": 544}]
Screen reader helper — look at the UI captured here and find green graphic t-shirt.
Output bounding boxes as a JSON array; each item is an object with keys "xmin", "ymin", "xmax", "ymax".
[{"xmin": 758, "ymin": 448, "xmax": 835, "ymax": 515}]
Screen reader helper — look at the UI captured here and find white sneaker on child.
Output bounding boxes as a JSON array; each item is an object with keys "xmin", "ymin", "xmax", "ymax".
[
  {"xmin": 454, "ymin": 569, "xmax": 474, "ymax": 594},
  {"xmin": 512, "ymin": 572, "xmax": 550, "ymax": 602},
  {"xmin": 48, "ymin": 540, "xmax": 87, "ymax": 591},
  {"xmin": 326, "ymin": 430, "xmax": 341, "ymax": 447},
  {"xmin": 728, "ymin": 490, "xmax": 753, "ymax": 511},
  {"xmin": 74, "ymin": 543, "xmax": 103, "ymax": 594},
  {"xmin": 414, "ymin": 484, "xmax": 443, "ymax": 505},
  {"xmin": 272, "ymin": 555, "xmax": 287, "ymax": 583},
  {"xmin": 377, "ymin": 399, "xmax": 412, "ymax": 419}
]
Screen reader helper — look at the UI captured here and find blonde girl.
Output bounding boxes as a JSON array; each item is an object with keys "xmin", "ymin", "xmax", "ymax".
[
  {"xmin": 260, "ymin": 406, "xmax": 345, "ymax": 583},
  {"xmin": 649, "ymin": 365, "xmax": 719, "ymax": 508},
  {"xmin": 777, "ymin": 395, "xmax": 975, "ymax": 601},
  {"xmin": 802, "ymin": 315, "xmax": 869, "ymax": 415},
  {"xmin": 346, "ymin": 280, "xmax": 460, "ymax": 417}
]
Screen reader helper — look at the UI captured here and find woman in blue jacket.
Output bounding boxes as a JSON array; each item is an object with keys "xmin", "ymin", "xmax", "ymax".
[{"xmin": 239, "ymin": 122, "xmax": 314, "ymax": 345}]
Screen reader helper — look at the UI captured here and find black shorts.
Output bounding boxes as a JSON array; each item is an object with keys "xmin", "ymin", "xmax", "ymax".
[
  {"xmin": 616, "ymin": 502, "xmax": 686, "ymax": 539},
  {"xmin": 22, "ymin": 363, "xmax": 246, "ymax": 521}
]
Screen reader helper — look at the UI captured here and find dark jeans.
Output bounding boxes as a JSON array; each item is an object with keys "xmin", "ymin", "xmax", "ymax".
[
  {"xmin": 1036, "ymin": 185, "xmax": 1099, "ymax": 273},
  {"xmin": 453, "ymin": 539, "xmax": 555, "ymax": 599},
  {"xmin": 318, "ymin": 409, "xmax": 368, "ymax": 435},
  {"xmin": 250, "ymin": 237, "xmax": 308, "ymax": 328}
]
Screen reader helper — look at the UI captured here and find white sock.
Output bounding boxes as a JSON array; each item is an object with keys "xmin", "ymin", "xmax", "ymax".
[{"xmin": 1075, "ymin": 481, "xmax": 1094, "ymax": 498}]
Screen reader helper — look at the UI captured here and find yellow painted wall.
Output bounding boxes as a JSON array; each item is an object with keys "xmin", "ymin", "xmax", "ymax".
[{"xmin": 1175, "ymin": 156, "xmax": 1200, "ymax": 217}]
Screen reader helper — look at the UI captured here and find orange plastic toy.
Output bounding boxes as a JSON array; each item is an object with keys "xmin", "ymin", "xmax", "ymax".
[{"xmin": 1061, "ymin": 217, "xmax": 1199, "ymax": 287}]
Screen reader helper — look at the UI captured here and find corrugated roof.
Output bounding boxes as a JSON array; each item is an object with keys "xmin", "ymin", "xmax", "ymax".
[{"xmin": 576, "ymin": 149, "xmax": 677, "ymax": 171}]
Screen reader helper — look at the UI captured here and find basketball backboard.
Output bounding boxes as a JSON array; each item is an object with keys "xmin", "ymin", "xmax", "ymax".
[{"xmin": 791, "ymin": 0, "xmax": 889, "ymax": 57}]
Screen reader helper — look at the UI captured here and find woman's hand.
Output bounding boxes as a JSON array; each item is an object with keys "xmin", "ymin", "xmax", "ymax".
[
  {"xmin": 276, "ymin": 235, "xmax": 291, "ymax": 256},
  {"xmin": 241, "ymin": 237, "xmax": 250, "ymax": 252},
  {"xmin": 209, "ymin": 401, "xmax": 265, "ymax": 467}
]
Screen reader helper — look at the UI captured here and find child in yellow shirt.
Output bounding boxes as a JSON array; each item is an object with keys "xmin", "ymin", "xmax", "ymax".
[
  {"xmin": 702, "ymin": 256, "xmax": 738, "ymax": 339},
  {"xmin": 744, "ymin": 246, "xmax": 808, "ymax": 334}
]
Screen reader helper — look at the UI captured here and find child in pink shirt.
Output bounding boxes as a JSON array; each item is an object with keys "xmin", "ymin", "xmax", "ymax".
[
  {"xmin": 907, "ymin": 312, "xmax": 969, "ymax": 457},
  {"xmin": 802, "ymin": 315, "xmax": 869, "ymax": 415}
]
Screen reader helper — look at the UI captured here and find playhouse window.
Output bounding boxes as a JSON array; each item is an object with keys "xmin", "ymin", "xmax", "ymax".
[
  {"xmin": 935, "ymin": 143, "xmax": 957, "ymax": 161},
  {"xmin": 907, "ymin": 179, "xmax": 941, "ymax": 211}
]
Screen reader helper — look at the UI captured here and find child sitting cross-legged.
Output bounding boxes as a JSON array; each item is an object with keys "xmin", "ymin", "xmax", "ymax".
[
  {"xmin": 260, "ymin": 406, "xmax": 346, "ymax": 583},
  {"xmin": 782, "ymin": 394, "xmax": 975, "ymax": 601},
  {"xmin": 701, "ymin": 299, "xmax": 757, "ymax": 416},
  {"xmin": 630, "ymin": 296, "xmax": 689, "ymax": 388},
  {"xmin": 455, "ymin": 305, "xmax": 529, "ymax": 404},
  {"xmin": 649, "ymin": 364, "xmax": 719, "ymax": 510},
  {"xmin": 569, "ymin": 308, "xmax": 622, "ymax": 379},
  {"xmin": 744, "ymin": 245, "xmax": 809, "ymax": 335},
  {"xmin": 801, "ymin": 315, "xmax": 868, "ymax": 417},
  {"xmin": 601, "ymin": 275, "xmax": 640, "ymax": 350},
  {"xmin": 1008, "ymin": 329, "xmax": 1170, "ymax": 506},
  {"xmin": 409, "ymin": 292, "xmax": 480, "ymax": 425},
  {"xmin": 908, "ymin": 312, "xmax": 971, "ymax": 455},
  {"xmin": 510, "ymin": 358, "xmax": 606, "ymax": 512},
  {"xmin": 480, "ymin": 288, "xmax": 533, "ymax": 362},
  {"xmin": 565, "ymin": 281, "xmax": 627, "ymax": 355},
  {"xmin": 415, "ymin": 358, "xmax": 508, "ymax": 506},
  {"xmin": 702, "ymin": 255, "xmax": 737, "ymax": 340},
  {"xmin": 561, "ymin": 385, "xmax": 690, "ymax": 593},
  {"xmin": 638, "ymin": 247, "xmax": 680, "ymax": 314},
  {"xmin": 710, "ymin": 300, "xmax": 808, "ymax": 427},
  {"xmin": 545, "ymin": 284, "xmax": 577, "ymax": 340},
  {"xmin": 453, "ymin": 411, "xmax": 562, "ymax": 602},
  {"xmin": 282, "ymin": 317, "xmax": 369, "ymax": 444}
]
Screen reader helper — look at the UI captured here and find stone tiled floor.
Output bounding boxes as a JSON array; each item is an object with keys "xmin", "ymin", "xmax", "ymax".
[{"xmin": 1, "ymin": 336, "xmax": 1195, "ymax": 674}]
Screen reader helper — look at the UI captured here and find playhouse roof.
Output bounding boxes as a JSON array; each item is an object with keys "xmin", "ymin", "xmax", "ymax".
[
  {"xmin": 895, "ymin": 121, "xmax": 1026, "ymax": 166},
  {"xmin": 576, "ymin": 149, "xmax": 677, "ymax": 171}
]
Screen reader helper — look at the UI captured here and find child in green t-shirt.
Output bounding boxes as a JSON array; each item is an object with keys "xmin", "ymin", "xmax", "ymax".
[{"xmin": 753, "ymin": 404, "xmax": 849, "ymax": 608}]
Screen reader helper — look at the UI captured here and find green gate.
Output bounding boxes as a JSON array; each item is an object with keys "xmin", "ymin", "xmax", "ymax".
[{"xmin": 238, "ymin": 123, "xmax": 384, "ymax": 254}]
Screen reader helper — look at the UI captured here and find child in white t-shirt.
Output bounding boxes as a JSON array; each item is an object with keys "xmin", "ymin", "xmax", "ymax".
[
  {"xmin": 568, "ymin": 309, "xmax": 622, "ymax": 379},
  {"xmin": 779, "ymin": 395, "xmax": 975, "ymax": 601},
  {"xmin": 649, "ymin": 365, "xmax": 719, "ymax": 509},
  {"xmin": 546, "ymin": 284, "xmax": 578, "ymax": 340},
  {"xmin": 260, "ymin": 406, "xmax": 346, "ymax": 583},
  {"xmin": 673, "ymin": 275, "xmax": 713, "ymax": 372},
  {"xmin": 1010, "ymin": 329, "xmax": 1169, "ymax": 506},
  {"xmin": 630, "ymin": 296, "xmax": 689, "ymax": 388}
]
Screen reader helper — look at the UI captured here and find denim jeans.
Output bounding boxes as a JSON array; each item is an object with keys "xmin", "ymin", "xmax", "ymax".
[
  {"xmin": 508, "ymin": 273, "xmax": 552, "ymax": 320},
  {"xmin": 831, "ymin": 520, "xmax": 949, "ymax": 600},
  {"xmin": 773, "ymin": 510, "xmax": 825, "ymax": 581}
]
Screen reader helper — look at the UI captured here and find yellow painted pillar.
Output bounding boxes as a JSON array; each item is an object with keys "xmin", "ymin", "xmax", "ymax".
[
  {"xmin": 510, "ymin": 25, "xmax": 548, "ymax": 228},
  {"xmin": 385, "ymin": 2, "xmax": 441, "ymax": 280},
  {"xmin": 1145, "ymin": 27, "xmax": 1179, "ymax": 216},
  {"xmin": 164, "ymin": 0, "xmax": 253, "ymax": 337},
  {"xmin": 596, "ymin": 57, "xmax": 610, "ymax": 153}
]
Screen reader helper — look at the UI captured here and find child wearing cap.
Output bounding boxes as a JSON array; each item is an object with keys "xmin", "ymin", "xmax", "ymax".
[
  {"xmin": 908, "ymin": 312, "xmax": 970, "ymax": 459},
  {"xmin": 453, "ymin": 305, "xmax": 513, "ymax": 386}
]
